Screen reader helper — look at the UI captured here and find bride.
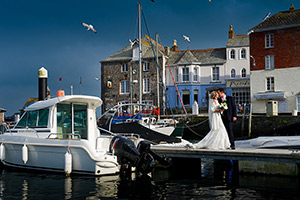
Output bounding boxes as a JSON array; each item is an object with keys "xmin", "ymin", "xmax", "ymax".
[{"xmin": 193, "ymin": 91, "xmax": 230, "ymax": 150}]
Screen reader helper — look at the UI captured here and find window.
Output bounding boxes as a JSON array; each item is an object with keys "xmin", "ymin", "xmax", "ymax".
[
  {"xmin": 143, "ymin": 62, "xmax": 149, "ymax": 72},
  {"xmin": 182, "ymin": 67, "xmax": 189, "ymax": 82},
  {"xmin": 241, "ymin": 49, "xmax": 246, "ymax": 59},
  {"xmin": 230, "ymin": 49, "xmax": 235, "ymax": 59},
  {"xmin": 265, "ymin": 33, "xmax": 274, "ymax": 48},
  {"xmin": 56, "ymin": 104, "xmax": 87, "ymax": 139},
  {"xmin": 232, "ymin": 88, "xmax": 250, "ymax": 105},
  {"xmin": 143, "ymin": 78, "xmax": 150, "ymax": 93},
  {"xmin": 176, "ymin": 91, "xmax": 179, "ymax": 106},
  {"xmin": 193, "ymin": 67, "xmax": 198, "ymax": 82},
  {"xmin": 241, "ymin": 68, "xmax": 246, "ymax": 78},
  {"xmin": 175, "ymin": 68, "xmax": 179, "ymax": 82},
  {"xmin": 182, "ymin": 90, "xmax": 190, "ymax": 106},
  {"xmin": 265, "ymin": 55, "xmax": 274, "ymax": 70},
  {"xmin": 266, "ymin": 77, "xmax": 274, "ymax": 91},
  {"xmin": 57, "ymin": 104, "xmax": 72, "ymax": 135},
  {"xmin": 212, "ymin": 66, "xmax": 219, "ymax": 81},
  {"xmin": 297, "ymin": 96, "xmax": 300, "ymax": 112},
  {"xmin": 121, "ymin": 63, "xmax": 128, "ymax": 72},
  {"xmin": 73, "ymin": 105, "xmax": 87, "ymax": 139},
  {"xmin": 194, "ymin": 90, "xmax": 198, "ymax": 103},
  {"xmin": 16, "ymin": 108, "xmax": 49, "ymax": 128},
  {"xmin": 120, "ymin": 80, "xmax": 129, "ymax": 94},
  {"xmin": 231, "ymin": 69, "xmax": 236, "ymax": 78}
]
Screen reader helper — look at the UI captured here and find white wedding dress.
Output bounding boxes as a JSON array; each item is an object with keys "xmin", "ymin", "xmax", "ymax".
[{"xmin": 194, "ymin": 99, "xmax": 230, "ymax": 150}]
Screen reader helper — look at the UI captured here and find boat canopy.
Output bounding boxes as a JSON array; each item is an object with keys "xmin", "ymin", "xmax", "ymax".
[{"xmin": 25, "ymin": 95, "xmax": 102, "ymax": 111}]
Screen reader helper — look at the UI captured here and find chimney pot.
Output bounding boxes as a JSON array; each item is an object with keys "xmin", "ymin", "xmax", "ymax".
[
  {"xmin": 171, "ymin": 39, "xmax": 178, "ymax": 51},
  {"xmin": 290, "ymin": 4, "xmax": 295, "ymax": 12}
]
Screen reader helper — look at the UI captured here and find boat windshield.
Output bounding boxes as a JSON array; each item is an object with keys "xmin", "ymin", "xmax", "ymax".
[
  {"xmin": 57, "ymin": 103, "xmax": 87, "ymax": 139},
  {"xmin": 16, "ymin": 108, "xmax": 49, "ymax": 128}
]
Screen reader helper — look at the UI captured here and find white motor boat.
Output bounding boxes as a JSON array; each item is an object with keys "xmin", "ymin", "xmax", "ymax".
[
  {"xmin": 235, "ymin": 136, "xmax": 300, "ymax": 149},
  {"xmin": 0, "ymin": 95, "xmax": 158, "ymax": 176},
  {"xmin": 141, "ymin": 117, "xmax": 176, "ymax": 136}
]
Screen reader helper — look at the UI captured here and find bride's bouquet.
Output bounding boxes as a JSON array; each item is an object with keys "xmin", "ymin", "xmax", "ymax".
[{"xmin": 217, "ymin": 102, "xmax": 228, "ymax": 114}]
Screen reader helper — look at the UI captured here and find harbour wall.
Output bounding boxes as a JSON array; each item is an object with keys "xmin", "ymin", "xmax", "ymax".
[{"xmin": 168, "ymin": 114, "xmax": 300, "ymax": 140}]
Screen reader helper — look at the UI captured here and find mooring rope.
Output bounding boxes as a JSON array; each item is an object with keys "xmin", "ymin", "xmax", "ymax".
[{"xmin": 184, "ymin": 118, "xmax": 209, "ymax": 137}]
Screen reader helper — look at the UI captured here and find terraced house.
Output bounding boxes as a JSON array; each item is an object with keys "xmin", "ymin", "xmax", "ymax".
[
  {"xmin": 100, "ymin": 35, "xmax": 165, "ymax": 112},
  {"xmin": 249, "ymin": 4, "xmax": 300, "ymax": 114},
  {"xmin": 165, "ymin": 26, "xmax": 250, "ymax": 111}
]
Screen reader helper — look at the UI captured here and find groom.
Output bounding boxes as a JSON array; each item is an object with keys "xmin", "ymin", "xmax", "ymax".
[{"xmin": 217, "ymin": 88, "xmax": 237, "ymax": 149}]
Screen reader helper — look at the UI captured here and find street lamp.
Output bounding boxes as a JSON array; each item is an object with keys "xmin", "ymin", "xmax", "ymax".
[
  {"xmin": 95, "ymin": 77, "xmax": 101, "ymax": 116},
  {"xmin": 250, "ymin": 55, "xmax": 256, "ymax": 68}
]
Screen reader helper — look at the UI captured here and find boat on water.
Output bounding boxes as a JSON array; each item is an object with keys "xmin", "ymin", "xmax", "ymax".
[
  {"xmin": 98, "ymin": 103, "xmax": 183, "ymax": 144},
  {"xmin": 0, "ymin": 95, "xmax": 164, "ymax": 176}
]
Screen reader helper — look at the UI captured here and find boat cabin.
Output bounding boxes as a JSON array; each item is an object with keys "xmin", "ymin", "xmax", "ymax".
[{"xmin": 13, "ymin": 95, "xmax": 102, "ymax": 141}]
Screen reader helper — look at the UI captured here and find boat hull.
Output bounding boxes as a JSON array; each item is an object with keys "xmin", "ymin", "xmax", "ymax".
[
  {"xmin": 0, "ymin": 136, "xmax": 119, "ymax": 175},
  {"xmin": 100, "ymin": 121, "xmax": 181, "ymax": 144}
]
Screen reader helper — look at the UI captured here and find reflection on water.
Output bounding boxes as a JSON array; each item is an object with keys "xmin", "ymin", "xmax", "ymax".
[{"xmin": 0, "ymin": 159, "xmax": 300, "ymax": 199}]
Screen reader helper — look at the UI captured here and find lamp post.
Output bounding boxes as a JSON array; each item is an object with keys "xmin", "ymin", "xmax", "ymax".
[
  {"xmin": 94, "ymin": 77, "xmax": 101, "ymax": 116},
  {"xmin": 250, "ymin": 55, "xmax": 256, "ymax": 68}
]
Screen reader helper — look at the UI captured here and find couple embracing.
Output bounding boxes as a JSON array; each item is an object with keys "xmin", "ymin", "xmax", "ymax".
[{"xmin": 193, "ymin": 88, "xmax": 237, "ymax": 150}]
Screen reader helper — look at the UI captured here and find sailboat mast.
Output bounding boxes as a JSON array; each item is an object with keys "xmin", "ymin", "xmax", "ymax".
[
  {"xmin": 138, "ymin": 2, "xmax": 142, "ymax": 105},
  {"xmin": 156, "ymin": 33, "xmax": 160, "ymax": 119}
]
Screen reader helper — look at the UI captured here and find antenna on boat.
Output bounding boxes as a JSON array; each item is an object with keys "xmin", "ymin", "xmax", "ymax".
[
  {"xmin": 79, "ymin": 76, "xmax": 82, "ymax": 95},
  {"xmin": 57, "ymin": 77, "xmax": 65, "ymax": 97},
  {"xmin": 138, "ymin": 2, "xmax": 142, "ymax": 106}
]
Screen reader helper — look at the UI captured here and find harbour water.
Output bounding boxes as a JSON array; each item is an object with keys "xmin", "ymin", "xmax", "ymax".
[{"xmin": 0, "ymin": 159, "xmax": 299, "ymax": 199}]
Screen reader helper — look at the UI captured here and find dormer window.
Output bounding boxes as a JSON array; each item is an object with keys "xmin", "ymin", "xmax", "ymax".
[
  {"xmin": 121, "ymin": 63, "xmax": 128, "ymax": 72},
  {"xmin": 230, "ymin": 50, "xmax": 235, "ymax": 59}
]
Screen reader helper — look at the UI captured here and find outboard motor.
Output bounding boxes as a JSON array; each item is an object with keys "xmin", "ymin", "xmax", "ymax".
[{"xmin": 110, "ymin": 135, "xmax": 170, "ymax": 176}]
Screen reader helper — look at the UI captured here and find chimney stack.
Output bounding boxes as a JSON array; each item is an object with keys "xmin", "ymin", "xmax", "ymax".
[
  {"xmin": 290, "ymin": 4, "xmax": 295, "ymax": 12},
  {"xmin": 171, "ymin": 39, "xmax": 178, "ymax": 51},
  {"xmin": 229, "ymin": 25, "xmax": 235, "ymax": 39}
]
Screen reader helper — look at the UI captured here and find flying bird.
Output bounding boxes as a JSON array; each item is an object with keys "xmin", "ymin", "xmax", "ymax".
[
  {"xmin": 129, "ymin": 39, "xmax": 134, "ymax": 48},
  {"xmin": 182, "ymin": 35, "xmax": 191, "ymax": 43},
  {"xmin": 263, "ymin": 11, "xmax": 272, "ymax": 21},
  {"xmin": 81, "ymin": 22, "xmax": 97, "ymax": 33}
]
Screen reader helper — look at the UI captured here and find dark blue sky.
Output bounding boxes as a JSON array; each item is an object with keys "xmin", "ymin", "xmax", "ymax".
[{"xmin": 0, "ymin": 0, "xmax": 298, "ymax": 115}]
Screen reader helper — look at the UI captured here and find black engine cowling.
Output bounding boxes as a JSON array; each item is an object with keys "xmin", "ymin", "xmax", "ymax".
[{"xmin": 109, "ymin": 135, "xmax": 169, "ymax": 176}]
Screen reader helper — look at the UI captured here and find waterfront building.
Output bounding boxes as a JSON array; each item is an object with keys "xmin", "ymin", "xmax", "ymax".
[
  {"xmin": 0, "ymin": 107, "xmax": 6, "ymax": 123},
  {"xmin": 100, "ymin": 35, "xmax": 165, "ymax": 112},
  {"xmin": 225, "ymin": 25, "xmax": 250, "ymax": 110},
  {"xmin": 249, "ymin": 4, "xmax": 300, "ymax": 114},
  {"xmin": 165, "ymin": 42, "xmax": 226, "ymax": 110},
  {"xmin": 165, "ymin": 26, "xmax": 250, "ymax": 111}
]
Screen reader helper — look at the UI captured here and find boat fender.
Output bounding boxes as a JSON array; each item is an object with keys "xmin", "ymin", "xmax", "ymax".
[
  {"xmin": 22, "ymin": 144, "xmax": 28, "ymax": 164},
  {"xmin": 65, "ymin": 151, "xmax": 72, "ymax": 175},
  {"xmin": 0, "ymin": 143, "xmax": 5, "ymax": 161}
]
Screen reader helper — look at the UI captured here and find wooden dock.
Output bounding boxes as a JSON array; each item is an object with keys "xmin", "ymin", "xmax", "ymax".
[{"xmin": 151, "ymin": 146, "xmax": 300, "ymax": 176}]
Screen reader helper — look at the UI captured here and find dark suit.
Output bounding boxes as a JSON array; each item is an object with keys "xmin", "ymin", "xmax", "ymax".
[{"xmin": 218, "ymin": 96, "xmax": 237, "ymax": 148}]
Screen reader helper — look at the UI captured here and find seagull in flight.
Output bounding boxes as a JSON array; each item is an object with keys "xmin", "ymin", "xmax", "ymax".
[
  {"xmin": 129, "ymin": 39, "xmax": 134, "ymax": 48},
  {"xmin": 81, "ymin": 22, "xmax": 97, "ymax": 33},
  {"xmin": 263, "ymin": 11, "xmax": 271, "ymax": 21},
  {"xmin": 182, "ymin": 35, "xmax": 191, "ymax": 43}
]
